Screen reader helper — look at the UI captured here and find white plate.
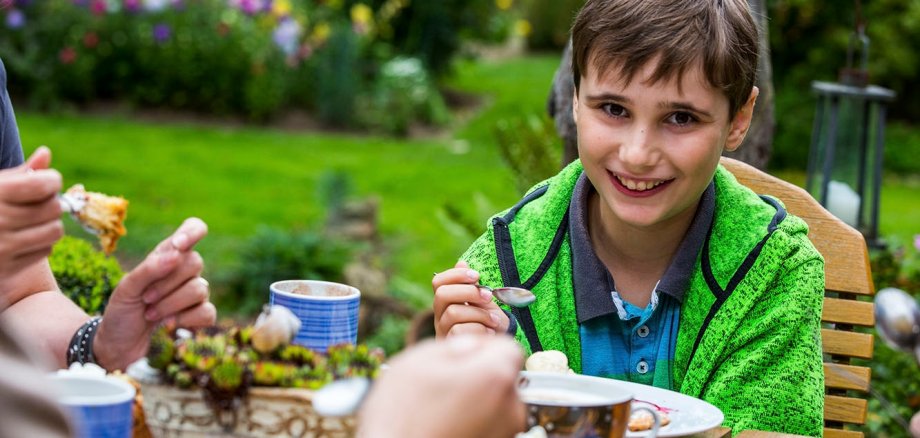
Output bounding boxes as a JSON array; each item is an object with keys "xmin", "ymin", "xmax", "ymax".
[{"xmin": 613, "ymin": 380, "xmax": 724, "ymax": 438}]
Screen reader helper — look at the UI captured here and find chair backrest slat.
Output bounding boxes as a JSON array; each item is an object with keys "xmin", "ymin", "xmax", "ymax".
[
  {"xmin": 824, "ymin": 363, "xmax": 871, "ymax": 392},
  {"xmin": 720, "ymin": 157, "xmax": 875, "ymax": 437}
]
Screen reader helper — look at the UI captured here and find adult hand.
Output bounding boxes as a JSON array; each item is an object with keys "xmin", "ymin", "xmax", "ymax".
[
  {"xmin": 358, "ymin": 336, "xmax": 527, "ymax": 438},
  {"xmin": 93, "ymin": 217, "xmax": 216, "ymax": 370},
  {"xmin": 0, "ymin": 146, "xmax": 63, "ymax": 281},
  {"xmin": 432, "ymin": 260, "xmax": 509, "ymax": 338}
]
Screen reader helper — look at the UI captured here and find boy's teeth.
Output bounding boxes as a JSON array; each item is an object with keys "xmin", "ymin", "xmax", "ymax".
[{"xmin": 617, "ymin": 176, "xmax": 662, "ymax": 192}]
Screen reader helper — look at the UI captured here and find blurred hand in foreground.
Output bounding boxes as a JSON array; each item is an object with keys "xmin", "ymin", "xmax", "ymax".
[{"xmin": 358, "ymin": 335, "xmax": 526, "ymax": 438}]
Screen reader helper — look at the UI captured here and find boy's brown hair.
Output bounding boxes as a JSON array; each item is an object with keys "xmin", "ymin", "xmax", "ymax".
[{"xmin": 571, "ymin": 0, "xmax": 759, "ymax": 116}]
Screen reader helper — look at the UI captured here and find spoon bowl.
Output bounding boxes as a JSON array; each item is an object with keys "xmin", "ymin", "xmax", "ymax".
[
  {"xmin": 312, "ymin": 377, "xmax": 371, "ymax": 418},
  {"xmin": 478, "ymin": 284, "xmax": 536, "ymax": 308},
  {"xmin": 875, "ymin": 287, "xmax": 920, "ymax": 352}
]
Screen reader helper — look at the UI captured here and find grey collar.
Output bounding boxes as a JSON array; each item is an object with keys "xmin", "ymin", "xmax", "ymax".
[{"xmin": 569, "ymin": 172, "xmax": 716, "ymax": 324}]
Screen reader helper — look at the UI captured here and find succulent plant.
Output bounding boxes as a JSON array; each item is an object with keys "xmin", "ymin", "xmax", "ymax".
[
  {"xmin": 181, "ymin": 335, "xmax": 226, "ymax": 373},
  {"xmin": 277, "ymin": 344, "xmax": 322, "ymax": 367},
  {"xmin": 290, "ymin": 365, "xmax": 331, "ymax": 390},
  {"xmin": 209, "ymin": 360, "xmax": 246, "ymax": 392},
  {"xmin": 147, "ymin": 306, "xmax": 385, "ymax": 420},
  {"xmin": 251, "ymin": 361, "xmax": 297, "ymax": 387},
  {"xmin": 147, "ymin": 326, "xmax": 176, "ymax": 370},
  {"xmin": 327, "ymin": 343, "xmax": 385, "ymax": 379}
]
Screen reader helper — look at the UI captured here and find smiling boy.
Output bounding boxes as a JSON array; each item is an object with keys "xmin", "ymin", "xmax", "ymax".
[{"xmin": 432, "ymin": 0, "xmax": 824, "ymax": 435}]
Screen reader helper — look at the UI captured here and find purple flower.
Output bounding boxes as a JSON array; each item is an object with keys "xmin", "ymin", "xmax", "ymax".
[
  {"xmin": 914, "ymin": 234, "xmax": 920, "ymax": 252},
  {"xmin": 238, "ymin": 0, "xmax": 264, "ymax": 15},
  {"xmin": 5, "ymin": 9, "xmax": 24, "ymax": 29},
  {"xmin": 124, "ymin": 0, "xmax": 140, "ymax": 12},
  {"xmin": 153, "ymin": 23, "xmax": 171, "ymax": 43},
  {"xmin": 272, "ymin": 17, "xmax": 301, "ymax": 56}
]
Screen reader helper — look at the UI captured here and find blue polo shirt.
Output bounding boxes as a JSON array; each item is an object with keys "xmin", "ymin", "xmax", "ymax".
[{"xmin": 569, "ymin": 173, "xmax": 714, "ymax": 389}]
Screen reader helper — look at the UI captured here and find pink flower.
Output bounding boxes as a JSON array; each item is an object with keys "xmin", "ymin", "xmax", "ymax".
[
  {"xmin": 59, "ymin": 47, "xmax": 77, "ymax": 64},
  {"xmin": 83, "ymin": 31, "xmax": 99, "ymax": 49},
  {"xmin": 914, "ymin": 234, "xmax": 920, "ymax": 252}
]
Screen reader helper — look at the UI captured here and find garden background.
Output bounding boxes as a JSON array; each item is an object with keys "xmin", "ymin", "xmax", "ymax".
[{"xmin": 2, "ymin": 0, "xmax": 920, "ymax": 436}]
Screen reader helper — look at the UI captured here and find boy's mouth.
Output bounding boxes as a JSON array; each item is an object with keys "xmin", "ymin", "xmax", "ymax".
[{"xmin": 610, "ymin": 172, "xmax": 673, "ymax": 197}]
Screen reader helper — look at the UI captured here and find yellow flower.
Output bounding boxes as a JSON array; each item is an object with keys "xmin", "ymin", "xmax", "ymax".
[
  {"xmin": 514, "ymin": 19, "xmax": 532, "ymax": 37},
  {"xmin": 272, "ymin": 0, "xmax": 292, "ymax": 17},
  {"xmin": 312, "ymin": 22, "xmax": 331, "ymax": 44},
  {"xmin": 351, "ymin": 3, "xmax": 373, "ymax": 26},
  {"xmin": 495, "ymin": 0, "xmax": 513, "ymax": 11}
]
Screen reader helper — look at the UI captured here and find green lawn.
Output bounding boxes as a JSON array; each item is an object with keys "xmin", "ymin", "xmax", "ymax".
[
  {"xmin": 15, "ymin": 52, "xmax": 920, "ymax": 316},
  {"xmin": 16, "ymin": 54, "xmax": 561, "ymax": 310}
]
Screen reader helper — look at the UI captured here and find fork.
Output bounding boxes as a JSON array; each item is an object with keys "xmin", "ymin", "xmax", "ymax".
[{"xmin": 59, "ymin": 192, "xmax": 99, "ymax": 235}]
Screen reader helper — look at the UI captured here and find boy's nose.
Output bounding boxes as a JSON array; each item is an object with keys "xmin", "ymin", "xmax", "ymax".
[{"xmin": 618, "ymin": 127, "xmax": 661, "ymax": 169}]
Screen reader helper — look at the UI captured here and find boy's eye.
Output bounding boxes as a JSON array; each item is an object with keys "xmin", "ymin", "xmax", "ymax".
[
  {"xmin": 601, "ymin": 103, "xmax": 628, "ymax": 118},
  {"xmin": 667, "ymin": 111, "xmax": 697, "ymax": 126}
]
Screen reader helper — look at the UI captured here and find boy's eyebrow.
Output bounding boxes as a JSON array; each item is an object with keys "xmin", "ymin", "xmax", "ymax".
[{"xmin": 583, "ymin": 92, "xmax": 632, "ymax": 105}]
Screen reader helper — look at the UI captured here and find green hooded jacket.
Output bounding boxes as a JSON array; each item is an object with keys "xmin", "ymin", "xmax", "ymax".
[{"xmin": 461, "ymin": 160, "xmax": 825, "ymax": 436}]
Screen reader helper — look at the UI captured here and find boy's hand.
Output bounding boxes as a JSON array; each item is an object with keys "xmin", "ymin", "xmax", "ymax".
[
  {"xmin": 93, "ymin": 217, "xmax": 216, "ymax": 370},
  {"xmin": 432, "ymin": 260, "xmax": 509, "ymax": 338},
  {"xmin": 0, "ymin": 146, "xmax": 64, "ymax": 281}
]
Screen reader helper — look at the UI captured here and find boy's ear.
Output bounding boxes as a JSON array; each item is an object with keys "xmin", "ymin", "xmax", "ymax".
[
  {"xmin": 572, "ymin": 89, "xmax": 580, "ymax": 123},
  {"xmin": 725, "ymin": 87, "xmax": 759, "ymax": 152}
]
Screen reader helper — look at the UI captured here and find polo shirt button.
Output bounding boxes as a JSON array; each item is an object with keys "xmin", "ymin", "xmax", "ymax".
[
  {"xmin": 636, "ymin": 360, "xmax": 649, "ymax": 374},
  {"xmin": 637, "ymin": 325, "xmax": 650, "ymax": 338}
]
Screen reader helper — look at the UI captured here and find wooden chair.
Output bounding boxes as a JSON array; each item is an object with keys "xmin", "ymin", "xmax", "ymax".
[{"xmin": 721, "ymin": 157, "xmax": 876, "ymax": 438}]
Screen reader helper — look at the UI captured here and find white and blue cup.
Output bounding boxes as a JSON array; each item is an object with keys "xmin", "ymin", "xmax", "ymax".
[
  {"xmin": 269, "ymin": 279, "xmax": 361, "ymax": 352},
  {"xmin": 48, "ymin": 366, "xmax": 136, "ymax": 438}
]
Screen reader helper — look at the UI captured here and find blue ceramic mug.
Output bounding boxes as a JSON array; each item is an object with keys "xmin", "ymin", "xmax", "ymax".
[
  {"xmin": 269, "ymin": 279, "xmax": 361, "ymax": 352},
  {"xmin": 48, "ymin": 368, "xmax": 135, "ymax": 438}
]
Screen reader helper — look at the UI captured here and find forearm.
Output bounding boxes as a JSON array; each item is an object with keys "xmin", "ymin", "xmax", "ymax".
[{"xmin": 0, "ymin": 261, "xmax": 89, "ymax": 369}]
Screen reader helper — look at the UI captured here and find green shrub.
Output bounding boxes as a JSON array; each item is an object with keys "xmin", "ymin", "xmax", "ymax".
[
  {"xmin": 364, "ymin": 56, "xmax": 450, "ymax": 136},
  {"xmin": 49, "ymin": 235, "xmax": 124, "ymax": 315},
  {"xmin": 217, "ymin": 227, "xmax": 355, "ymax": 317}
]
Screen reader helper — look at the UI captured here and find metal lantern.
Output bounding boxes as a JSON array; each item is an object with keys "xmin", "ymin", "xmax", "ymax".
[{"xmin": 806, "ymin": 7, "xmax": 895, "ymax": 247}]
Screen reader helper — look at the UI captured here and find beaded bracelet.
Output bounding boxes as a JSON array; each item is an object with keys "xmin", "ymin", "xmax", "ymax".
[{"xmin": 66, "ymin": 316, "xmax": 103, "ymax": 366}]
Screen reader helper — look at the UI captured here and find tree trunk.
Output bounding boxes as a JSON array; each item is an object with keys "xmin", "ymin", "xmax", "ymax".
[
  {"xmin": 547, "ymin": 40, "xmax": 578, "ymax": 167},
  {"xmin": 547, "ymin": 0, "xmax": 775, "ymax": 169},
  {"xmin": 723, "ymin": 0, "xmax": 774, "ymax": 170}
]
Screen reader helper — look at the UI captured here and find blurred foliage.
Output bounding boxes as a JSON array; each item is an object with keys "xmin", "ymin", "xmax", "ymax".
[
  {"xmin": 373, "ymin": 0, "xmax": 514, "ymax": 76},
  {"xmin": 216, "ymin": 226, "xmax": 356, "ymax": 317},
  {"xmin": 520, "ymin": 0, "xmax": 583, "ymax": 50},
  {"xmin": 0, "ymin": 0, "xmax": 516, "ymax": 128},
  {"xmin": 494, "ymin": 112, "xmax": 562, "ymax": 194},
  {"xmin": 862, "ymin": 236, "xmax": 920, "ymax": 437},
  {"xmin": 49, "ymin": 235, "xmax": 124, "ymax": 315},
  {"xmin": 766, "ymin": 0, "xmax": 920, "ymax": 170}
]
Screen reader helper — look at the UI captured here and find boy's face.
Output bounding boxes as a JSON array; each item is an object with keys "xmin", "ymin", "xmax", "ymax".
[{"xmin": 573, "ymin": 57, "xmax": 757, "ymax": 231}]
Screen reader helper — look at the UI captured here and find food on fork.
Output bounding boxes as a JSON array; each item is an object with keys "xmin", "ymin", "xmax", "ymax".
[
  {"xmin": 62, "ymin": 184, "xmax": 128, "ymax": 255},
  {"xmin": 524, "ymin": 350, "xmax": 574, "ymax": 374}
]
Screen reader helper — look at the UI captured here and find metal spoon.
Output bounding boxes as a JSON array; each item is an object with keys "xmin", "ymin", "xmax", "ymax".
[
  {"xmin": 874, "ymin": 287, "xmax": 920, "ymax": 356},
  {"xmin": 478, "ymin": 284, "xmax": 536, "ymax": 308},
  {"xmin": 312, "ymin": 377, "xmax": 371, "ymax": 417}
]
